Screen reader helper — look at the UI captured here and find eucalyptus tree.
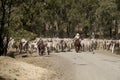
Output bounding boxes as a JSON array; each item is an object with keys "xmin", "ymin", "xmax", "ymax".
[
  {"xmin": 0, "ymin": 0, "xmax": 13, "ymax": 56},
  {"xmin": 68, "ymin": 0, "xmax": 99, "ymax": 37},
  {"xmin": 95, "ymin": 0, "xmax": 118, "ymax": 38}
]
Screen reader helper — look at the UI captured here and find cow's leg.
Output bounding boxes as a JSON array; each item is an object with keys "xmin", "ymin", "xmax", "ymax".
[
  {"xmin": 36, "ymin": 47, "xmax": 39, "ymax": 55},
  {"xmin": 19, "ymin": 46, "xmax": 22, "ymax": 54},
  {"xmin": 47, "ymin": 47, "xmax": 50, "ymax": 55},
  {"xmin": 82, "ymin": 45, "xmax": 84, "ymax": 52},
  {"xmin": 47, "ymin": 49, "xmax": 50, "ymax": 55}
]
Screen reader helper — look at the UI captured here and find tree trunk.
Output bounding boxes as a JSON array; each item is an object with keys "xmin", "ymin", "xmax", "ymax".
[
  {"xmin": 115, "ymin": 19, "xmax": 118, "ymax": 39},
  {"xmin": 3, "ymin": 36, "xmax": 10, "ymax": 56},
  {"xmin": 66, "ymin": 26, "xmax": 69, "ymax": 38},
  {"xmin": 8, "ymin": 0, "xmax": 12, "ymax": 27},
  {"xmin": 99, "ymin": 27, "xmax": 103, "ymax": 39},
  {"xmin": 109, "ymin": 25, "xmax": 112, "ymax": 38},
  {"xmin": 0, "ymin": 36, "xmax": 4, "ymax": 56},
  {"xmin": 0, "ymin": 0, "xmax": 6, "ymax": 56}
]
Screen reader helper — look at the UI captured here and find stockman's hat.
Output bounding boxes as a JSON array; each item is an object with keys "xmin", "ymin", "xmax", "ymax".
[{"xmin": 76, "ymin": 33, "xmax": 79, "ymax": 36}]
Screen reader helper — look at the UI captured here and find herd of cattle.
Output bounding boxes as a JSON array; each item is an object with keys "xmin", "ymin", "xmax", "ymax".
[{"xmin": 8, "ymin": 37, "xmax": 120, "ymax": 55}]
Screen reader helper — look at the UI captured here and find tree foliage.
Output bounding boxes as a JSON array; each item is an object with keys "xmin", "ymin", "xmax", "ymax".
[{"xmin": 0, "ymin": 0, "xmax": 120, "ymax": 39}]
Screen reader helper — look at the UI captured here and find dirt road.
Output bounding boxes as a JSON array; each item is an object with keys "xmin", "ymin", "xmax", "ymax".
[
  {"xmin": 51, "ymin": 51, "xmax": 120, "ymax": 80},
  {"xmin": 18, "ymin": 51, "xmax": 120, "ymax": 80},
  {"xmin": 1, "ymin": 51, "xmax": 120, "ymax": 80}
]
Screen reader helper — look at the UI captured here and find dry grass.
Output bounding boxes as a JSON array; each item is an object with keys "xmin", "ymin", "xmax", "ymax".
[{"xmin": 0, "ymin": 56, "xmax": 57, "ymax": 80}]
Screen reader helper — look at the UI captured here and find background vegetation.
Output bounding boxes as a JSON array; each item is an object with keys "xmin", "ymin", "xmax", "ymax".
[
  {"xmin": 0, "ymin": 0, "xmax": 120, "ymax": 55},
  {"xmin": 1, "ymin": 0, "xmax": 120, "ymax": 39}
]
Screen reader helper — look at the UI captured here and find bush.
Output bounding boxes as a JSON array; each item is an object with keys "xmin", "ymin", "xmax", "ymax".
[{"xmin": 11, "ymin": 28, "xmax": 37, "ymax": 41}]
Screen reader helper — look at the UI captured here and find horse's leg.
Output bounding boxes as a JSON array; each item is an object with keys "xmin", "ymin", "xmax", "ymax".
[
  {"xmin": 75, "ymin": 46, "xmax": 77, "ymax": 53},
  {"xmin": 38, "ymin": 48, "xmax": 41, "ymax": 55},
  {"xmin": 76, "ymin": 46, "xmax": 79, "ymax": 53},
  {"xmin": 41, "ymin": 49, "xmax": 44, "ymax": 56}
]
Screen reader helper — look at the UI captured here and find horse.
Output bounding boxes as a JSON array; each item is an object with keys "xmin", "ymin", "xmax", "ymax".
[
  {"xmin": 74, "ymin": 39, "xmax": 81, "ymax": 53},
  {"xmin": 37, "ymin": 40, "xmax": 50, "ymax": 56},
  {"xmin": 37, "ymin": 41, "xmax": 45, "ymax": 55}
]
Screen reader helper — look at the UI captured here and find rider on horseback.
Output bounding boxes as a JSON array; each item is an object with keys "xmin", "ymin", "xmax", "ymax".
[
  {"xmin": 74, "ymin": 33, "xmax": 81, "ymax": 52},
  {"xmin": 74, "ymin": 33, "xmax": 80, "ymax": 39},
  {"xmin": 74, "ymin": 33, "xmax": 80, "ymax": 41},
  {"xmin": 73, "ymin": 33, "xmax": 80, "ymax": 44}
]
